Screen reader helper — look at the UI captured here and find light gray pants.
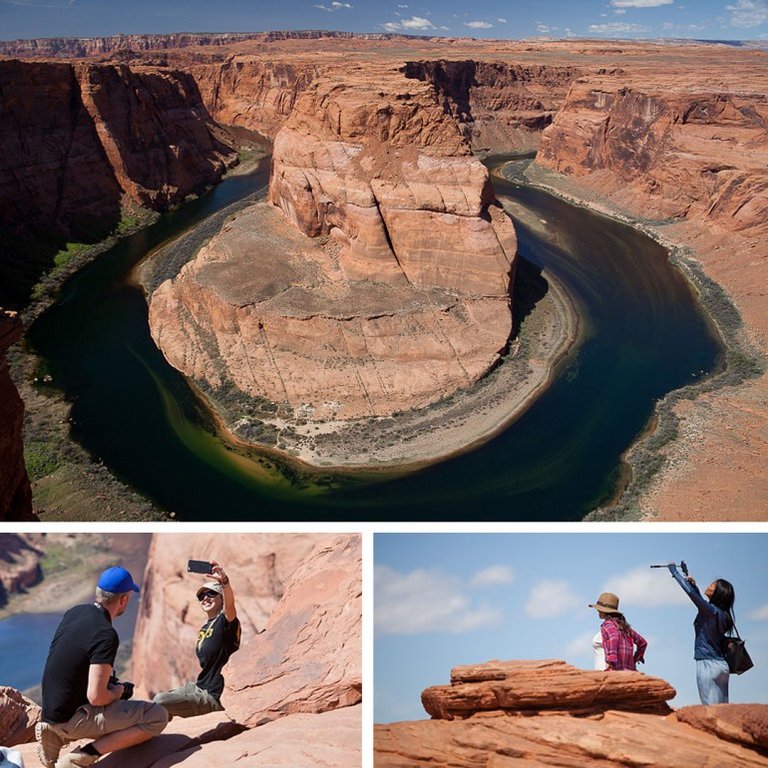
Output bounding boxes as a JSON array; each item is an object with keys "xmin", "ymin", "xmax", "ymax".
[
  {"xmin": 696, "ymin": 658, "xmax": 729, "ymax": 704},
  {"xmin": 152, "ymin": 682, "xmax": 223, "ymax": 719}
]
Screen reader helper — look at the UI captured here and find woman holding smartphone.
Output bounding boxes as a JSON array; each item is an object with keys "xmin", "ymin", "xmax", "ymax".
[
  {"xmin": 668, "ymin": 563, "xmax": 734, "ymax": 704},
  {"xmin": 153, "ymin": 561, "xmax": 241, "ymax": 718}
]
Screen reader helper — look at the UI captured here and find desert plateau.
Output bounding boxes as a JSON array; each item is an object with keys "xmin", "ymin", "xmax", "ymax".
[{"xmin": 0, "ymin": 25, "xmax": 766, "ymax": 520}]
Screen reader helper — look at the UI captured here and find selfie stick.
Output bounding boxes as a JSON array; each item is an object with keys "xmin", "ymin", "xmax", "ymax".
[{"xmin": 650, "ymin": 561, "xmax": 688, "ymax": 576}]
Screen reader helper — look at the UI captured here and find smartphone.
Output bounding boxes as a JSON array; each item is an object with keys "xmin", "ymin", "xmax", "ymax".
[{"xmin": 187, "ymin": 559, "xmax": 211, "ymax": 574}]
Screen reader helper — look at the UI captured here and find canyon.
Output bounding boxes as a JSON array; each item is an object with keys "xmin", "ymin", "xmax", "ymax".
[
  {"xmin": 1, "ymin": 33, "xmax": 766, "ymax": 517},
  {"xmin": 2, "ymin": 531, "xmax": 361, "ymax": 766},
  {"xmin": 375, "ymin": 659, "xmax": 768, "ymax": 766}
]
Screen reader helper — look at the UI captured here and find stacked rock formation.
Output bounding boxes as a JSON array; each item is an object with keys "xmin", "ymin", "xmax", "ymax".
[
  {"xmin": 0, "ymin": 312, "xmax": 31, "ymax": 520},
  {"xmin": 375, "ymin": 660, "xmax": 768, "ymax": 767},
  {"xmin": 149, "ymin": 63, "xmax": 517, "ymax": 422}
]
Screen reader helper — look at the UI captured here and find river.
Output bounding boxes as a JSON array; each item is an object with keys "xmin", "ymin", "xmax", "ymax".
[{"xmin": 27, "ymin": 156, "xmax": 723, "ymax": 520}]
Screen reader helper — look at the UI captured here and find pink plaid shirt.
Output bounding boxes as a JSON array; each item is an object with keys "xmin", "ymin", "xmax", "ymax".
[{"xmin": 601, "ymin": 618, "xmax": 647, "ymax": 670}]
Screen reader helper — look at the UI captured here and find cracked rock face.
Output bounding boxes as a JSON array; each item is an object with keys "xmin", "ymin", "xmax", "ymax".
[{"xmin": 149, "ymin": 66, "xmax": 516, "ymax": 423}]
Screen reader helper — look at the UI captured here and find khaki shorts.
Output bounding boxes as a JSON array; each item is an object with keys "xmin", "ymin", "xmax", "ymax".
[
  {"xmin": 53, "ymin": 699, "xmax": 168, "ymax": 741},
  {"xmin": 153, "ymin": 682, "xmax": 223, "ymax": 719}
]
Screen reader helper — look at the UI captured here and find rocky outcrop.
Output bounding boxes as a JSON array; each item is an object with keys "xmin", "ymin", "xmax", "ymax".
[
  {"xmin": 0, "ymin": 59, "xmax": 235, "ymax": 305},
  {"xmin": 150, "ymin": 64, "xmax": 516, "ymax": 424},
  {"xmin": 0, "ymin": 312, "xmax": 32, "ymax": 520},
  {"xmin": 375, "ymin": 659, "xmax": 768, "ymax": 767},
  {"xmin": 422, "ymin": 660, "xmax": 675, "ymax": 718},
  {"xmin": 0, "ymin": 687, "xmax": 40, "ymax": 746},
  {"xmin": 677, "ymin": 704, "xmax": 768, "ymax": 750},
  {"xmin": 131, "ymin": 532, "xmax": 341, "ymax": 695}
]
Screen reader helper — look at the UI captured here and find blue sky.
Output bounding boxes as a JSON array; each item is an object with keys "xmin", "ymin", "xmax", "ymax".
[
  {"xmin": 374, "ymin": 531, "xmax": 768, "ymax": 723},
  {"xmin": 1, "ymin": 0, "xmax": 767, "ymax": 42}
]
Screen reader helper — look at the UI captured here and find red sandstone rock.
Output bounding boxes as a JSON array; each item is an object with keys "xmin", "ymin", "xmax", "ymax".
[
  {"xmin": 0, "ymin": 312, "xmax": 31, "ymax": 521},
  {"xmin": 223, "ymin": 534, "xmax": 361, "ymax": 726},
  {"xmin": 676, "ymin": 704, "xmax": 768, "ymax": 750},
  {"xmin": 131, "ymin": 532, "xmax": 337, "ymax": 696},
  {"xmin": 376, "ymin": 659, "xmax": 768, "ymax": 767},
  {"xmin": 375, "ymin": 709, "xmax": 768, "ymax": 767},
  {"xmin": 423, "ymin": 660, "xmax": 675, "ymax": 719},
  {"xmin": 0, "ymin": 687, "xmax": 40, "ymax": 746}
]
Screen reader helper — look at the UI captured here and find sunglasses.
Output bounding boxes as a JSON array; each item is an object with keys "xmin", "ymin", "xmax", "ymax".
[{"xmin": 197, "ymin": 590, "xmax": 220, "ymax": 601}]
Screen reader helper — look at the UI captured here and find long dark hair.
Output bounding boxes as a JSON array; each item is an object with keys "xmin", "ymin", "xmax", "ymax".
[
  {"xmin": 709, "ymin": 578, "xmax": 735, "ymax": 631},
  {"xmin": 605, "ymin": 612, "xmax": 633, "ymax": 636}
]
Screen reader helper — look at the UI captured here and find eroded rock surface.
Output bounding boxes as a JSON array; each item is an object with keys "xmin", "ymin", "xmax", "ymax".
[
  {"xmin": 375, "ymin": 659, "xmax": 768, "ymax": 767},
  {"xmin": 150, "ymin": 62, "xmax": 517, "ymax": 424},
  {"xmin": 0, "ymin": 686, "xmax": 41, "ymax": 746},
  {"xmin": 422, "ymin": 660, "xmax": 675, "ymax": 719}
]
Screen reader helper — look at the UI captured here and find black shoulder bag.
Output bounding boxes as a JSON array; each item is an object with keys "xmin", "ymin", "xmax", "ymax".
[{"xmin": 722, "ymin": 609, "xmax": 753, "ymax": 675}]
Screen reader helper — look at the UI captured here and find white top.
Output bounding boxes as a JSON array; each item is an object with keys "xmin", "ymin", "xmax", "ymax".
[{"xmin": 592, "ymin": 630, "xmax": 605, "ymax": 670}]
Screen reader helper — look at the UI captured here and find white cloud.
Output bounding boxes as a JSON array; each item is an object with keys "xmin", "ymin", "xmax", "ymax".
[
  {"xmin": 748, "ymin": 603, "xmax": 768, "ymax": 620},
  {"xmin": 465, "ymin": 20, "xmax": 493, "ymax": 29},
  {"xmin": 314, "ymin": 1, "xmax": 353, "ymax": 11},
  {"xmin": 398, "ymin": 3, "xmax": 408, "ymax": 6},
  {"xmin": 610, "ymin": 0, "xmax": 673, "ymax": 7},
  {"xmin": 565, "ymin": 629, "xmax": 599, "ymax": 659},
  {"xmin": 589, "ymin": 22, "xmax": 650, "ymax": 34},
  {"xmin": 375, "ymin": 565, "xmax": 502, "ymax": 635},
  {"xmin": 526, "ymin": 579, "xmax": 583, "ymax": 619},
  {"xmin": 382, "ymin": 14, "xmax": 435, "ymax": 31},
  {"xmin": 727, "ymin": 0, "xmax": 768, "ymax": 28},
  {"xmin": 470, "ymin": 564, "xmax": 515, "ymax": 587},
  {"xmin": 537, "ymin": 22, "xmax": 556, "ymax": 34},
  {"xmin": 601, "ymin": 566, "xmax": 687, "ymax": 608},
  {"xmin": 497, "ymin": 18, "xmax": 508, "ymax": 23}
]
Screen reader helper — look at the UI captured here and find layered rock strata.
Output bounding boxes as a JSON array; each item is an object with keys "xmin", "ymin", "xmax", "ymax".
[
  {"xmin": 537, "ymin": 78, "xmax": 768, "ymax": 236},
  {"xmin": 531, "ymin": 53, "xmax": 768, "ymax": 518},
  {"xmin": 0, "ymin": 59, "xmax": 235, "ymax": 304},
  {"xmin": 375, "ymin": 659, "xmax": 768, "ymax": 767},
  {"xmin": 0, "ymin": 311, "xmax": 32, "ymax": 520},
  {"xmin": 150, "ymin": 66, "xmax": 517, "ymax": 422},
  {"xmin": 422, "ymin": 660, "xmax": 675, "ymax": 718}
]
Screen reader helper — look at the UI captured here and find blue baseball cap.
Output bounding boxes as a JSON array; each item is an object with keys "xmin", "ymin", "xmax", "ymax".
[{"xmin": 97, "ymin": 566, "xmax": 140, "ymax": 594}]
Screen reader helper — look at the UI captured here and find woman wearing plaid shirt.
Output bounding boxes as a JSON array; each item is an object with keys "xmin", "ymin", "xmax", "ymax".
[{"xmin": 589, "ymin": 592, "xmax": 647, "ymax": 671}]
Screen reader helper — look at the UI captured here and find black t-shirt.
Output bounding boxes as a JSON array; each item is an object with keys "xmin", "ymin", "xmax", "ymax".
[
  {"xmin": 41, "ymin": 604, "xmax": 119, "ymax": 724},
  {"xmin": 195, "ymin": 612, "xmax": 241, "ymax": 700}
]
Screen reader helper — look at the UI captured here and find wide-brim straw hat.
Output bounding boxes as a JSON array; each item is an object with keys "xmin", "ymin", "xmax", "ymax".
[{"xmin": 589, "ymin": 592, "xmax": 621, "ymax": 614}]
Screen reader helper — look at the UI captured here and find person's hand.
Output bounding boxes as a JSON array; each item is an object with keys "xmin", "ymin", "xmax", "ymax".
[
  {"xmin": 686, "ymin": 576, "xmax": 696, "ymax": 587},
  {"xmin": 208, "ymin": 561, "xmax": 230, "ymax": 588}
]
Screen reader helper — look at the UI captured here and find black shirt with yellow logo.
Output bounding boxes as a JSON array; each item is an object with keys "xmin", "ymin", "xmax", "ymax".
[{"xmin": 195, "ymin": 612, "xmax": 241, "ymax": 700}]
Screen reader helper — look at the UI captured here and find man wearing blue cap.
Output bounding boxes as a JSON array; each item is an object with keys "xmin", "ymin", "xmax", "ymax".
[{"xmin": 35, "ymin": 566, "xmax": 168, "ymax": 768}]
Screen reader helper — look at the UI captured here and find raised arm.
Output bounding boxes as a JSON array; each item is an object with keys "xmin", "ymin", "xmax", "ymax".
[
  {"xmin": 668, "ymin": 564, "xmax": 711, "ymax": 614},
  {"xmin": 209, "ymin": 561, "xmax": 237, "ymax": 622}
]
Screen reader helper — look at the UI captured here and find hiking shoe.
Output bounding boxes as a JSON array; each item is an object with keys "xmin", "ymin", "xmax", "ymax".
[
  {"xmin": 55, "ymin": 748, "xmax": 99, "ymax": 768},
  {"xmin": 35, "ymin": 721, "xmax": 65, "ymax": 768}
]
